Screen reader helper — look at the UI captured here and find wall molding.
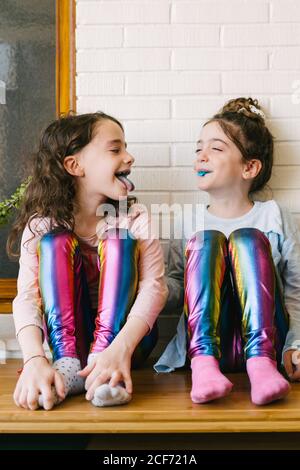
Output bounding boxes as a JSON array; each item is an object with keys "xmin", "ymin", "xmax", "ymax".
[{"xmin": 56, "ymin": 0, "xmax": 76, "ymax": 115}]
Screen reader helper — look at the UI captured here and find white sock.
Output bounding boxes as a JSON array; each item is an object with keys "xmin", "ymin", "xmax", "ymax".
[
  {"xmin": 91, "ymin": 383, "xmax": 132, "ymax": 407},
  {"xmin": 87, "ymin": 353, "xmax": 132, "ymax": 407},
  {"xmin": 38, "ymin": 357, "xmax": 85, "ymax": 409}
]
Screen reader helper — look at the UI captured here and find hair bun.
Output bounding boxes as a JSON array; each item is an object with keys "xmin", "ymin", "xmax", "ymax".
[{"xmin": 220, "ymin": 97, "xmax": 265, "ymax": 121}]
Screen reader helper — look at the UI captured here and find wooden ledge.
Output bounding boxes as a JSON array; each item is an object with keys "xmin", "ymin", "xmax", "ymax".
[
  {"xmin": 1, "ymin": 360, "xmax": 300, "ymax": 434},
  {"xmin": 0, "ymin": 279, "xmax": 17, "ymax": 313}
]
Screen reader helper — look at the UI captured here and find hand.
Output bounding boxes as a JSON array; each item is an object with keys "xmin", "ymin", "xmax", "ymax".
[
  {"xmin": 77, "ymin": 344, "xmax": 133, "ymax": 401},
  {"xmin": 283, "ymin": 349, "xmax": 300, "ymax": 381},
  {"xmin": 13, "ymin": 357, "xmax": 65, "ymax": 410}
]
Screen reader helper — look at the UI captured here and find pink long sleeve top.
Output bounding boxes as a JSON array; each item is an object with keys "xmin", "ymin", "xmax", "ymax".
[{"xmin": 12, "ymin": 204, "xmax": 168, "ymax": 337}]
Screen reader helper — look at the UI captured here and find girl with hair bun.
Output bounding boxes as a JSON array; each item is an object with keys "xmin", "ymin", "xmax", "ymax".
[{"xmin": 155, "ymin": 97, "xmax": 300, "ymax": 406}]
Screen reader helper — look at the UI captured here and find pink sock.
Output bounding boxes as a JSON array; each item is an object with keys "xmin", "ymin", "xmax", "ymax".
[
  {"xmin": 190, "ymin": 355, "xmax": 233, "ymax": 404},
  {"xmin": 246, "ymin": 356, "xmax": 291, "ymax": 405}
]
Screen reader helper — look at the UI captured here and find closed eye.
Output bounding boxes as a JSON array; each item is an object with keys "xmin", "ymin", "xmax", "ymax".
[
  {"xmin": 195, "ymin": 147, "xmax": 223, "ymax": 153},
  {"xmin": 110, "ymin": 149, "xmax": 121, "ymax": 154}
]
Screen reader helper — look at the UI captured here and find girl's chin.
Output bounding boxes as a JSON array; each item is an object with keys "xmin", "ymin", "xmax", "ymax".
[
  {"xmin": 196, "ymin": 175, "xmax": 214, "ymax": 188},
  {"xmin": 109, "ymin": 181, "xmax": 128, "ymax": 199},
  {"xmin": 196, "ymin": 180, "xmax": 211, "ymax": 189},
  {"xmin": 101, "ymin": 189, "xmax": 127, "ymax": 202}
]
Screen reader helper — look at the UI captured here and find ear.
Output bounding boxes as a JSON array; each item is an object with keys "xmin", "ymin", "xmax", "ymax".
[
  {"xmin": 63, "ymin": 156, "xmax": 85, "ymax": 177},
  {"xmin": 242, "ymin": 158, "xmax": 262, "ymax": 180}
]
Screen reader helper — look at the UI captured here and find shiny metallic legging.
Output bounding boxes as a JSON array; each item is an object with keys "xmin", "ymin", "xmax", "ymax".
[
  {"xmin": 37, "ymin": 227, "xmax": 158, "ymax": 368},
  {"xmin": 184, "ymin": 228, "xmax": 289, "ymax": 372}
]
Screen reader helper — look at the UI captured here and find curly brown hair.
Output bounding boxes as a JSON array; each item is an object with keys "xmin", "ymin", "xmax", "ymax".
[
  {"xmin": 204, "ymin": 97, "xmax": 274, "ymax": 197},
  {"xmin": 6, "ymin": 111, "xmax": 136, "ymax": 260}
]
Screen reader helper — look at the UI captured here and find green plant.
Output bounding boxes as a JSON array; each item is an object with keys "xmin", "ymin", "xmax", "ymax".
[{"xmin": 0, "ymin": 176, "xmax": 32, "ymax": 227}]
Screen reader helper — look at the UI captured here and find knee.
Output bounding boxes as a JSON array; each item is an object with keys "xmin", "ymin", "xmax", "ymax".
[
  {"xmin": 98, "ymin": 227, "xmax": 138, "ymax": 250},
  {"xmin": 228, "ymin": 227, "xmax": 270, "ymax": 247},
  {"xmin": 39, "ymin": 229, "xmax": 78, "ymax": 249},
  {"xmin": 186, "ymin": 229, "xmax": 226, "ymax": 252}
]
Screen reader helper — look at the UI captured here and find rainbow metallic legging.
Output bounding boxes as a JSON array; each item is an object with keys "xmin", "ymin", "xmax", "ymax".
[
  {"xmin": 184, "ymin": 228, "xmax": 289, "ymax": 372},
  {"xmin": 37, "ymin": 227, "xmax": 158, "ymax": 368}
]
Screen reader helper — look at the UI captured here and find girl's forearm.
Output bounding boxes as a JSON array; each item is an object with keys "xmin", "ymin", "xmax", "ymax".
[
  {"xmin": 113, "ymin": 316, "xmax": 150, "ymax": 355},
  {"xmin": 17, "ymin": 325, "xmax": 45, "ymax": 362}
]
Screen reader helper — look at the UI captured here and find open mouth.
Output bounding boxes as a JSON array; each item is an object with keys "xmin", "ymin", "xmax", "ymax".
[
  {"xmin": 197, "ymin": 170, "xmax": 212, "ymax": 177},
  {"xmin": 115, "ymin": 170, "xmax": 135, "ymax": 192}
]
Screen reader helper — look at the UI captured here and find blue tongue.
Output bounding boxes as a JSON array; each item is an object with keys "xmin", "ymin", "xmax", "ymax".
[
  {"xmin": 116, "ymin": 174, "xmax": 135, "ymax": 191},
  {"xmin": 198, "ymin": 171, "xmax": 207, "ymax": 176}
]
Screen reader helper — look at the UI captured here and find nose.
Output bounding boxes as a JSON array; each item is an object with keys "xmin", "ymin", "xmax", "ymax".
[
  {"xmin": 195, "ymin": 150, "xmax": 208, "ymax": 166},
  {"xmin": 199, "ymin": 150, "xmax": 208, "ymax": 162},
  {"xmin": 194, "ymin": 149, "xmax": 208, "ymax": 171},
  {"xmin": 124, "ymin": 151, "xmax": 135, "ymax": 166}
]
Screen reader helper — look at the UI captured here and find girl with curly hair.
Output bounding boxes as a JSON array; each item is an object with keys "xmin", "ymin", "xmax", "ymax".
[{"xmin": 8, "ymin": 112, "xmax": 168, "ymax": 410}]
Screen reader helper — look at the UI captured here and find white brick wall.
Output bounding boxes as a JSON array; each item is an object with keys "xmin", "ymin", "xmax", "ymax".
[
  {"xmin": 76, "ymin": 0, "xmax": 300, "ymax": 226},
  {"xmin": 75, "ymin": 0, "xmax": 300, "ymax": 354}
]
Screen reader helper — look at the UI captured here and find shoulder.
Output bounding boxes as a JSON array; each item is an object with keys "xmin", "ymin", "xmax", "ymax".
[
  {"xmin": 252, "ymin": 199, "xmax": 283, "ymax": 233},
  {"xmin": 21, "ymin": 215, "xmax": 52, "ymax": 253},
  {"xmin": 104, "ymin": 203, "xmax": 153, "ymax": 239},
  {"xmin": 274, "ymin": 201, "xmax": 300, "ymax": 238},
  {"xmin": 256, "ymin": 199, "xmax": 300, "ymax": 243},
  {"xmin": 27, "ymin": 214, "xmax": 52, "ymax": 233},
  {"xmin": 255, "ymin": 199, "xmax": 281, "ymax": 214},
  {"xmin": 128, "ymin": 203, "xmax": 148, "ymax": 220},
  {"xmin": 127, "ymin": 203, "xmax": 156, "ymax": 240}
]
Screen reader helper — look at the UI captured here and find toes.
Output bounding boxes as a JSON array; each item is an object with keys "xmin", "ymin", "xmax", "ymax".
[
  {"xmin": 191, "ymin": 379, "xmax": 233, "ymax": 404},
  {"xmin": 94, "ymin": 384, "xmax": 111, "ymax": 399},
  {"xmin": 110, "ymin": 387, "xmax": 120, "ymax": 398},
  {"xmin": 91, "ymin": 384, "xmax": 131, "ymax": 407}
]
